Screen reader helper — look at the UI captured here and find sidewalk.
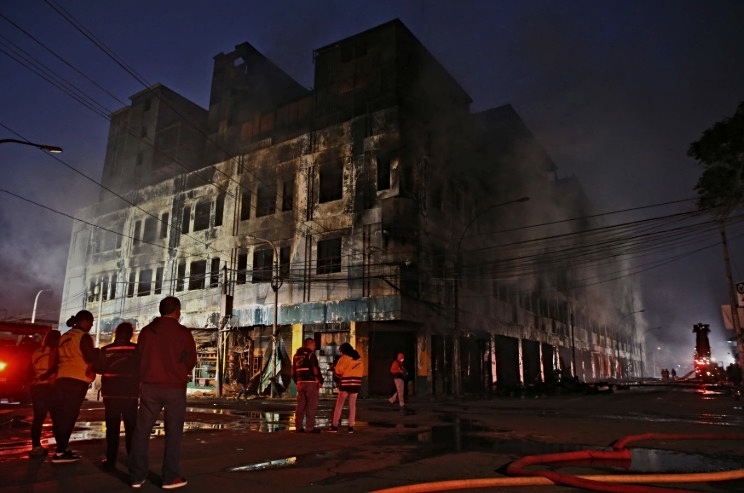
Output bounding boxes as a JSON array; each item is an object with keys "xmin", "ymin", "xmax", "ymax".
[{"xmin": 1, "ymin": 387, "xmax": 743, "ymax": 493}]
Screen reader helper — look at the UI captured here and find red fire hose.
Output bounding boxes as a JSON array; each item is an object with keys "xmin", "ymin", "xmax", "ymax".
[{"xmin": 370, "ymin": 433, "xmax": 744, "ymax": 493}]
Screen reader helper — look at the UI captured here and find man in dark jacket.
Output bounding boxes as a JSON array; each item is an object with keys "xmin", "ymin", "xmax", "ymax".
[
  {"xmin": 128, "ymin": 297, "xmax": 197, "ymax": 489},
  {"xmin": 292, "ymin": 338, "xmax": 324, "ymax": 433},
  {"xmin": 95, "ymin": 322, "xmax": 138, "ymax": 470}
]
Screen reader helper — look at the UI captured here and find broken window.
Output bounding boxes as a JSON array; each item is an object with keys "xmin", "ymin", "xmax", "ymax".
[
  {"xmin": 252, "ymin": 249, "xmax": 273, "ymax": 283},
  {"xmin": 281, "ymin": 175, "xmax": 294, "ymax": 211},
  {"xmin": 127, "ymin": 271, "xmax": 136, "ymax": 297},
  {"xmin": 160, "ymin": 213, "xmax": 169, "ymax": 239},
  {"xmin": 210, "ymin": 258, "xmax": 221, "ymax": 288},
  {"xmin": 143, "ymin": 217, "xmax": 157, "ymax": 244},
  {"xmin": 215, "ymin": 193, "xmax": 225, "ymax": 227},
  {"xmin": 317, "ymin": 238, "xmax": 342, "ymax": 274},
  {"xmin": 110, "ymin": 274, "xmax": 117, "ymax": 300},
  {"xmin": 194, "ymin": 201, "xmax": 211, "ymax": 231},
  {"xmin": 280, "ymin": 246, "xmax": 290, "ymax": 279},
  {"xmin": 236, "ymin": 252, "xmax": 247, "ymax": 285},
  {"xmin": 256, "ymin": 183, "xmax": 276, "ymax": 217},
  {"xmin": 377, "ymin": 151, "xmax": 392, "ymax": 191},
  {"xmin": 240, "ymin": 190, "xmax": 252, "ymax": 221},
  {"xmin": 133, "ymin": 220, "xmax": 141, "ymax": 245},
  {"xmin": 181, "ymin": 206, "xmax": 191, "ymax": 234},
  {"xmin": 189, "ymin": 260, "xmax": 206, "ymax": 290},
  {"xmin": 176, "ymin": 261, "xmax": 186, "ymax": 292},
  {"xmin": 154, "ymin": 266, "xmax": 163, "ymax": 295},
  {"xmin": 138, "ymin": 269, "xmax": 152, "ymax": 297},
  {"xmin": 319, "ymin": 158, "xmax": 343, "ymax": 203},
  {"xmin": 102, "ymin": 276, "xmax": 109, "ymax": 301}
]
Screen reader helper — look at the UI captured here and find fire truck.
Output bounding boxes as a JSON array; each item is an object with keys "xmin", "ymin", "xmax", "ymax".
[
  {"xmin": 0, "ymin": 321, "xmax": 53, "ymax": 402},
  {"xmin": 692, "ymin": 322, "xmax": 722, "ymax": 382}
]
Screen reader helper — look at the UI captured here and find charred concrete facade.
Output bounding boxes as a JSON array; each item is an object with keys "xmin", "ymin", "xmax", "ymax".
[{"xmin": 60, "ymin": 20, "xmax": 642, "ymax": 397}]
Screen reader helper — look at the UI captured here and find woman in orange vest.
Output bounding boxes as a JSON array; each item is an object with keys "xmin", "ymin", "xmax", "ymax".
[{"xmin": 51, "ymin": 310, "xmax": 98, "ymax": 464}]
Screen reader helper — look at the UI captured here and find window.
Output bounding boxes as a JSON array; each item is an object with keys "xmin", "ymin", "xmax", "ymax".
[
  {"xmin": 317, "ymin": 238, "xmax": 342, "ymax": 274},
  {"xmin": 319, "ymin": 158, "xmax": 343, "ymax": 203},
  {"xmin": 181, "ymin": 206, "xmax": 191, "ymax": 234},
  {"xmin": 160, "ymin": 213, "xmax": 169, "ymax": 239},
  {"xmin": 143, "ymin": 217, "xmax": 157, "ymax": 243},
  {"xmin": 281, "ymin": 176, "xmax": 294, "ymax": 211},
  {"xmin": 133, "ymin": 220, "xmax": 141, "ymax": 245},
  {"xmin": 256, "ymin": 184, "xmax": 276, "ymax": 217},
  {"xmin": 240, "ymin": 191, "xmax": 252, "ymax": 221},
  {"xmin": 210, "ymin": 258, "xmax": 221, "ymax": 288},
  {"xmin": 154, "ymin": 266, "xmax": 163, "ymax": 295},
  {"xmin": 188, "ymin": 260, "xmax": 206, "ymax": 290},
  {"xmin": 280, "ymin": 246, "xmax": 290, "ymax": 279},
  {"xmin": 252, "ymin": 249, "xmax": 273, "ymax": 283},
  {"xmin": 110, "ymin": 274, "xmax": 117, "ymax": 300},
  {"xmin": 377, "ymin": 151, "xmax": 392, "ymax": 191},
  {"xmin": 127, "ymin": 271, "xmax": 136, "ymax": 297},
  {"xmin": 176, "ymin": 261, "xmax": 186, "ymax": 292},
  {"xmin": 102, "ymin": 277, "xmax": 109, "ymax": 301},
  {"xmin": 236, "ymin": 253, "xmax": 247, "ymax": 285},
  {"xmin": 138, "ymin": 269, "xmax": 152, "ymax": 297},
  {"xmin": 194, "ymin": 201, "xmax": 211, "ymax": 231},
  {"xmin": 215, "ymin": 193, "xmax": 225, "ymax": 227}
]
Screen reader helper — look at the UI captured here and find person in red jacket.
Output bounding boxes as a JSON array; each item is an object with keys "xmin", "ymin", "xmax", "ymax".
[
  {"xmin": 94, "ymin": 322, "xmax": 138, "ymax": 470},
  {"xmin": 128, "ymin": 297, "xmax": 196, "ymax": 490}
]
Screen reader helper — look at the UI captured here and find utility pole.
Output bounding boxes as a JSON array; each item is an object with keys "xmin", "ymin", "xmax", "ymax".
[{"xmin": 217, "ymin": 264, "xmax": 233, "ymax": 398}]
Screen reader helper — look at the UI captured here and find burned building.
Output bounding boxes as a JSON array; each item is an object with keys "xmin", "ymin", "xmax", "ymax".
[{"xmin": 60, "ymin": 19, "xmax": 642, "ymax": 397}]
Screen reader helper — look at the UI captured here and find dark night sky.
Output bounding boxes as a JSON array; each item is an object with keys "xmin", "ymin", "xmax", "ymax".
[{"xmin": 2, "ymin": 1, "xmax": 743, "ymax": 371}]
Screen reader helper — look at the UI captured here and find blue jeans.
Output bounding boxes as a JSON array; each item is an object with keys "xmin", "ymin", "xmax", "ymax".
[{"xmin": 128, "ymin": 384, "xmax": 186, "ymax": 483}]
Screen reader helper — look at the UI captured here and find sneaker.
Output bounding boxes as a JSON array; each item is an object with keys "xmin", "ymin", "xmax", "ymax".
[
  {"xmin": 347, "ymin": 426, "xmax": 355, "ymax": 434},
  {"xmin": 29, "ymin": 446, "xmax": 47, "ymax": 456},
  {"xmin": 131, "ymin": 479, "xmax": 146, "ymax": 488},
  {"xmin": 99, "ymin": 457, "xmax": 116, "ymax": 470},
  {"xmin": 51, "ymin": 450, "xmax": 81, "ymax": 463},
  {"xmin": 327, "ymin": 425, "xmax": 338, "ymax": 433},
  {"xmin": 295, "ymin": 427, "xmax": 305, "ymax": 433},
  {"xmin": 162, "ymin": 477, "xmax": 188, "ymax": 489}
]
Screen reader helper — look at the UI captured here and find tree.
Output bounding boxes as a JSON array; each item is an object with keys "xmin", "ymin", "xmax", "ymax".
[{"xmin": 688, "ymin": 101, "xmax": 744, "ymax": 372}]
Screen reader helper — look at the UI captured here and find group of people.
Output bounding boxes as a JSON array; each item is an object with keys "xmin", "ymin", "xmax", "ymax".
[
  {"xmin": 28, "ymin": 296, "xmax": 197, "ymax": 490},
  {"xmin": 29, "ymin": 294, "xmax": 410, "ymax": 488},
  {"xmin": 292, "ymin": 341, "xmax": 408, "ymax": 433}
]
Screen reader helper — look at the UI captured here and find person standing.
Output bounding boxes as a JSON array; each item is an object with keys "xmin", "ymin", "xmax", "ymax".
[
  {"xmin": 95, "ymin": 322, "xmax": 138, "ymax": 470},
  {"xmin": 291, "ymin": 338, "xmax": 324, "ymax": 433},
  {"xmin": 51, "ymin": 310, "xmax": 98, "ymax": 463},
  {"xmin": 128, "ymin": 296, "xmax": 196, "ymax": 490},
  {"xmin": 328, "ymin": 342, "xmax": 363, "ymax": 433},
  {"xmin": 235, "ymin": 361, "xmax": 250, "ymax": 400},
  {"xmin": 27, "ymin": 329, "xmax": 61, "ymax": 456},
  {"xmin": 388, "ymin": 352, "xmax": 408, "ymax": 410}
]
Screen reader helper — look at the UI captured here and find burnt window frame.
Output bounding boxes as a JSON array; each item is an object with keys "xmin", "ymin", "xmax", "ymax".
[
  {"xmin": 319, "ymin": 158, "xmax": 343, "ymax": 203},
  {"xmin": 252, "ymin": 248, "xmax": 273, "ymax": 283},
  {"xmin": 188, "ymin": 260, "xmax": 207, "ymax": 290},
  {"xmin": 193, "ymin": 201, "xmax": 211, "ymax": 231},
  {"xmin": 240, "ymin": 190, "xmax": 252, "ymax": 221},
  {"xmin": 317, "ymin": 237, "xmax": 342, "ymax": 274}
]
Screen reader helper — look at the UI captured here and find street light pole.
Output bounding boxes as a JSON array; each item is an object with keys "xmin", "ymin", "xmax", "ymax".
[
  {"xmin": 31, "ymin": 289, "xmax": 51, "ymax": 324},
  {"xmin": 247, "ymin": 235, "xmax": 283, "ymax": 397},
  {"xmin": 453, "ymin": 196, "xmax": 529, "ymax": 396},
  {"xmin": 0, "ymin": 138, "xmax": 62, "ymax": 153}
]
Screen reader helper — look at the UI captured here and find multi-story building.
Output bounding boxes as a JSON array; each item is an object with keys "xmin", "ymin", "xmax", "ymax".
[{"xmin": 60, "ymin": 20, "xmax": 642, "ymax": 397}]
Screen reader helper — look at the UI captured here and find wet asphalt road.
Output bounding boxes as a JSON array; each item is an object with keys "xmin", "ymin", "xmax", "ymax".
[{"xmin": 1, "ymin": 383, "xmax": 743, "ymax": 493}]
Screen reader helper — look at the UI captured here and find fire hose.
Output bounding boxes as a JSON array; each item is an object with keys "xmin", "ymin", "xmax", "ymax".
[{"xmin": 369, "ymin": 433, "xmax": 744, "ymax": 493}]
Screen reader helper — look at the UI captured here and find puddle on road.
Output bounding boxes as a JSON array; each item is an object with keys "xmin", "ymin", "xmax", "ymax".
[{"xmin": 414, "ymin": 419, "xmax": 743, "ymax": 475}]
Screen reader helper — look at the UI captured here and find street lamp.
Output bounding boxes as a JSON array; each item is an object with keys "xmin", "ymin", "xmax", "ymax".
[
  {"xmin": 31, "ymin": 289, "xmax": 52, "ymax": 324},
  {"xmin": 0, "ymin": 138, "xmax": 62, "ymax": 153},
  {"xmin": 641, "ymin": 326, "xmax": 661, "ymax": 382},
  {"xmin": 453, "ymin": 196, "xmax": 529, "ymax": 396},
  {"xmin": 247, "ymin": 235, "xmax": 283, "ymax": 397}
]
